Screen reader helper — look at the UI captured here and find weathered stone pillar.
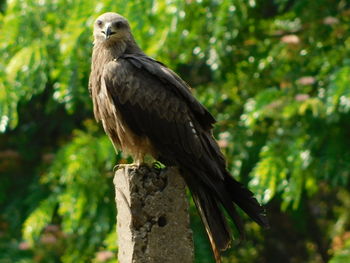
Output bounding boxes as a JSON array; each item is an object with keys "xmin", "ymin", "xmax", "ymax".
[{"xmin": 114, "ymin": 165, "xmax": 194, "ymax": 263}]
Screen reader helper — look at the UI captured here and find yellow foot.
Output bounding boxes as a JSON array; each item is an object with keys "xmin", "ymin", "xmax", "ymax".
[{"xmin": 113, "ymin": 163, "xmax": 145, "ymax": 172}]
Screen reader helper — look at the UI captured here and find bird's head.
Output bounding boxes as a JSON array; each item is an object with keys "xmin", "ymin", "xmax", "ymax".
[{"xmin": 93, "ymin": 12, "xmax": 130, "ymax": 44}]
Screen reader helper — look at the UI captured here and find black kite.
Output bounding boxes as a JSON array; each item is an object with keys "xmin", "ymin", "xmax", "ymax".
[{"xmin": 89, "ymin": 12, "xmax": 268, "ymax": 262}]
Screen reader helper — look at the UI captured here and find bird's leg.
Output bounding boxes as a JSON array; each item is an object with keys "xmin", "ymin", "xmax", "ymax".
[{"xmin": 134, "ymin": 156, "xmax": 144, "ymax": 166}]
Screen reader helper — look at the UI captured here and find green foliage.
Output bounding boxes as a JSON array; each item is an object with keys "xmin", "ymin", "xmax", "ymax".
[
  {"xmin": 330, "ymin": 239, "xmax": 350, "ymax": 263},
  {"xmin": 21, "ymin": 123, "xmax": 118, "ymax": 262},
  {"xmin": 1, "ymin": 0, "xmax": 350, "ymax": 262},
  {"xmin": 23, "ymin": 196, "xmax": 56, "ymax": 246}
]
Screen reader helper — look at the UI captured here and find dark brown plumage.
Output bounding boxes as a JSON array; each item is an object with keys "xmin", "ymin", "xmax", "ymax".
[{"xmin": 89, "ymin": 12, "xmax": 268, "ymax": 262}]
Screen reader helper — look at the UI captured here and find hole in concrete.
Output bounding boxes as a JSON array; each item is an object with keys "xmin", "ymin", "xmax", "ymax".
[{"xmin": 158, "ymin": 216, "xmax": 167, "ymax": 227}]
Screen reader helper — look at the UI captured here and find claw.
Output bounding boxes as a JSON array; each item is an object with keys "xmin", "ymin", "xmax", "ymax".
[
  {"xmin": 113, "ymin": 163, "xmax": 140, "ymax": 172},
  {"xmin": 113, "ymin": 164, "xmax": 124, "ymax": 172}
]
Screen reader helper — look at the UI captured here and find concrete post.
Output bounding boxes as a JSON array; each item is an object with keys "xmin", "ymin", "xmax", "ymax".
[{"xmin": 113, "ymin": 165, "xmax": 194, "ymax": 263}]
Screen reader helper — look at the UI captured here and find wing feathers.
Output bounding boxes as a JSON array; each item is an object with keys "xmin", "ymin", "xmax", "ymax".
[
  {"xmin": 121, "ymin": 54, "xmax": 216, "ymax": 129},
  {"xmin": 104, "ymin": 60, "xmax": 203, "ymax": 160}
]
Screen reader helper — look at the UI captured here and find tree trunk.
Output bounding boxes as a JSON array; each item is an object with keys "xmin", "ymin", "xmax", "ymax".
[{"xmin": 114, "ymin": 165, "xmax": 194, "ymax": 263}]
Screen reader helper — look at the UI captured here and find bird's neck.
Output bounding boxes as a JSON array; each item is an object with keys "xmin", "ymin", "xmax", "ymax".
[
  {"xmin": 92, "ymin": 37, "xmax": 143, "ymax": 64},
  {"xmin": 92, "ymin": 41, "xmax": 125, "ymax": 64},
  {"xmin": 89, "ymin": 36, "xmax": 144, "ymax": 98}
]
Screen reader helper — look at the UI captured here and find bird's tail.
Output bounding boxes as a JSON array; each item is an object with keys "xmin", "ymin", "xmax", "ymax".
[
  {"xmin": 184, "ymin": 169, "xmax": 268, "ymax": 263},
  {"xmin": 223, "ymin": 171, "xmax": 269, "ymax": 228}
]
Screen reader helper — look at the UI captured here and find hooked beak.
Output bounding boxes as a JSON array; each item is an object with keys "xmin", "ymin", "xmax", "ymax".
[{"xmin": 103, "ymin": 23, "xmax": 115, "ymax": 40}]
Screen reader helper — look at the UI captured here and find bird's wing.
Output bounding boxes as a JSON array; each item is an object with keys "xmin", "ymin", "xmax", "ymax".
[
  {"xmin": 102, "ymin": 55, "xmax": 221, "ymax": 167},
  {"xmin": 121, "ymin": 54, "xmax": 216, "ymax": 130}
]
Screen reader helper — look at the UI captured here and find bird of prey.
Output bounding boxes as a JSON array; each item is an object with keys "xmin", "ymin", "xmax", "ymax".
[{"xmin": 89, "ymin": 12, "xmax": 268, "ymax": 262}]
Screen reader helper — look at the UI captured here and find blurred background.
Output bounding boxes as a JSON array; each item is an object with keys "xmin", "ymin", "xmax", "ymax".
[{"xmin": 1, "ymin": 0, "xmax": 350, "ymax": 262}]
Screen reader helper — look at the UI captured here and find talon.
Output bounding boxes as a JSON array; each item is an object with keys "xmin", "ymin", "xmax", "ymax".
[
  {"xmin": 113, "ymin": 163, "xmax": 144, "ymax": 172},
  {"xmin": 113, "ymin": 164, "xmax": 124, "ymax": 172}
]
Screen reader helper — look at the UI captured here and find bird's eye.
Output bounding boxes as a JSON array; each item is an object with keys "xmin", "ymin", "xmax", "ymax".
[
  {"xmin": 113, "ymin": 21, "xmax": 123, "ymax": 29},
  {"xmin": 96, "ymin": 20, "xmax": 103, "ymax": 27}
]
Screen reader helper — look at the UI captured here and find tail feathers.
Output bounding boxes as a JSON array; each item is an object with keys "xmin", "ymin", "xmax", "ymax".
[
  {"xmin": 182, "ymin": 168, "xmax": 268, "ymax": 263},
  {"xmin": 213, "ymin": 183, "xmax": 246, "ymax": 239},
  {"xmin": 189, "ymin": 183, "xmax": 231, "ymax": 263},
  {"xmin": 225, "ymin": 172, "xmax": 269, "ymax": 228}
]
